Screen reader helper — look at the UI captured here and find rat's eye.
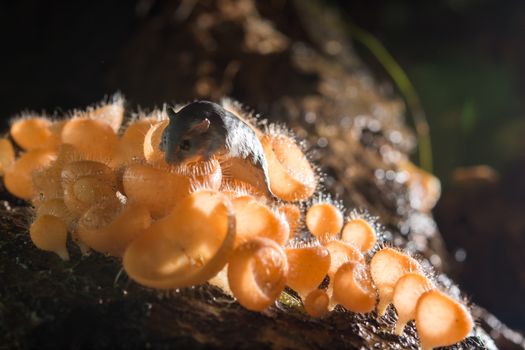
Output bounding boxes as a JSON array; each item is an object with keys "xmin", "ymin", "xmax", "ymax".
[
  {"xmin": 159, "ymin": 134, "xmax": 166, "ymax": 151},
  {"xmin": 179, "ymin": 139, "xmax": 191, "ymax": 151}
]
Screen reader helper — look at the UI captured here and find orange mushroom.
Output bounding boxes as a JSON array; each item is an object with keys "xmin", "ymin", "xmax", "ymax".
[
  {"xmin": 31, "ymin": 144, "xmax": 82, "ymax": 205},
  {"xmin": 285, "ymin": 245, "xmax": 330, "ymax": 297},
  {"xmin": 61, "ymin": 160, "xmax": 119, "ymax": 214},
  {"xmin": 416, "ymin": 290, "xmax": 473, "ymax": 350},
  {"xmin": 370, "ymin": 248, "xmax": 421, "ymax": 316},
  {"xmin": 278, "ymin": 204, "xmax": 301, "ymax": 238},
  {"xmin": 392, "ymin": 272, "xmax": 435, "ymax": 335},
  {"xmin": 10, "ymin": 117, "xmax": 59, "ymax": 150},
  {"xmin": 306, "ymin": 202, "xmax": 343, "ymax": 240},
  {"xmin": 401, "ymin": 160, "xmax": 441, "ymax": 212},
  {"xmin": 3, "ymin": 149, "xmax": 56, "ymax": 200},
  {"xmin": 333, "ymin": 261, "xmax": 377, "ymax": 313},
  {"xmin": 324, "ymin": 239, "xmax": 365, "ymax": 278},
  {"xmin": 30, "ymin": 214, "xmax": 69, "ymax": 260},
  {"xmin": 304, "ymin": 289, "xmax": 330, "ymax": 317},
  {"xmin": 123, "ymin": 190, "xmax": 235, "ymax": 289},
  {"xmin": 63, "ymin": 176, "xmax": 119, "ymax": 215},
  {"xmin": 227, "ymin": 237, "xmax": 288, "ymax": 311},
  {"xmin": 117, "ymin": 118, "xmax": 156, "ymax": 164},
  {"xmin": 260, "ymin": 133, "xmax": 317, "ymax": 202},
  {"xmin": 232, "ymin": 195, "xmax": 289, "ymax": 247},
  {"xmin": 86, "ymin": 99, "xmax": 125, "ymax": 133},
  {"xmin": 77, "ymin": 202, "xmax": 151, "ymax": 257},
  {"xmin": 61, "ymin": 117, "xmax": 119, "ymax": 164},
  {"xmin": 341, "ymin": 218, "xmax": 377, "ymax": 253},
  {"xmin": 143, "ymin": 120, "xmax": 169, "ymax": 168},
  {"xmin": 0, "ymin": 138, "xmax": 15, "ymax": 176},
  {"xmin": 36, "ymin": 198, "xmax": 76, "ymax": 230},
  {"xmin": 122, "ymin": 163, "xmax": 193, "ymax": 218}
]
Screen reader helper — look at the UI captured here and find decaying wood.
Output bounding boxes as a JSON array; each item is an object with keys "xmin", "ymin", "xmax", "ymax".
[{"xmin": 1, "ymin": 0, "xmax": 523, "ymax": 349}]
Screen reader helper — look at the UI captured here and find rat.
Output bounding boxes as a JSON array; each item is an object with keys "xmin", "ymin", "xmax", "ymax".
[{"xmin": 159, "ymin": 100, "xmax": 275, "ymax": 198}]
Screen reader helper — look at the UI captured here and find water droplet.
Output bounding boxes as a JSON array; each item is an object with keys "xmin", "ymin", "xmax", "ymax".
[
  {"xmin": 304, "ymin": 112, "xmax": 316, "ymax": 124},
  {"xmin": 340, "ymin": 115, "xmax": 352, "ymax": 128},
  {"xmin": 375, "ymin": 169, "xmax": 385, "ymax": 180},
  {"xmin": 385, "ymin": 170, "xmax": 396, "ymax": 181},
  {"xmin": 429, "ymin": 254, "xmax": 442, "ymax": 268},
  {"xmin": 454, "ymin": 248, "xmax": 467, "ymax": 262},
  {"xmin": 389, "ymin": 131, "xmax": 402, "ymax": 144}
]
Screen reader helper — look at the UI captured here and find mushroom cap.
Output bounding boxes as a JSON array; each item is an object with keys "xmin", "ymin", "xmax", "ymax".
[
  {"xmin": 123, "ymin": 190, "xmax": 235, "ymax": 289},
  {"xmin": 370, "ymin": 248, "xmax": 421, "ymax": 316},
  {"xmin": 285, "ymin": 245, "xmax": 331, "ymax": 297},
  {"xmin": 261, "ymin": 134, "xmax": 317, "ymax": 202},
  {"xmin": 341, "ymin": 218, "xmax": 377, "ymax": 253},
  {"xmin": 416, "ymin": 290, "xmax": 473, "ymax": 350},
  {"xmin": 228, "ymin": 237, "xmax": 288, "ymax": 311},
  {"xmin": 306, "ymin": 202, "xmax": 343, "ymax": 240}
]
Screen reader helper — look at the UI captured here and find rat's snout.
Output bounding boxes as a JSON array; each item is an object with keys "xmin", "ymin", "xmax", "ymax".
[
  {"xmin": 174, "ymin": 151, "xmax": 186, "ymax": 163},
  {"xmin": 164, "ymin": 149, "xmax": 182, "ymax": 164},
  {"xmin": 164, "ymin": 147, "xmax": 193, "ymax": 165}
]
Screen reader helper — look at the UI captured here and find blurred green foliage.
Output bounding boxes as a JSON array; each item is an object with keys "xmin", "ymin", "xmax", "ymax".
[
  {"xmin": 410, "ymin": 55, "xmax": 522, "ymax": 183},
  {"xmin": 336, "ymin": 0, "xmax": 525, "ymax": 187}
]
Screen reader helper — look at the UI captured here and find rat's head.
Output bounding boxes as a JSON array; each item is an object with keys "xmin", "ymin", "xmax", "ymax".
[{"xmin": 160, "ymin": 101, "xmax": 224, "ymax": 164}]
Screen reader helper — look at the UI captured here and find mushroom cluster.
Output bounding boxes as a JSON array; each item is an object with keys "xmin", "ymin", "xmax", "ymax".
[{"xmin": 0, "ymin": 96, "xmax": 472, "ymax": 349}]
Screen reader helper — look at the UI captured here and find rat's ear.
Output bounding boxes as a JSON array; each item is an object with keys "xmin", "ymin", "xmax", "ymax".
[
  {"xmin": 189, "ymin": 118, "xmax": 211, "ymax": 134},
  {"xmin": 167, "ymin": 106, "xmax": 177, "ymax": 119}
]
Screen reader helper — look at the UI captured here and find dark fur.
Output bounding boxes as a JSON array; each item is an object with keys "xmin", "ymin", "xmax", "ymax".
[{"xmin": 160, "ymin": 101, "xmax": 274, "ymax": 197}]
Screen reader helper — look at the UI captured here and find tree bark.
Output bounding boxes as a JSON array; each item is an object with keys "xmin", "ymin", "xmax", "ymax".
[{"xmin": 1, "ymin": 0, "xmax": 523, "ymax": 349}]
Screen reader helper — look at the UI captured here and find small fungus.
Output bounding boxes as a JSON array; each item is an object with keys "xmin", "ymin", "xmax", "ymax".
[
  {"xmin": 30, "ymin": 214, "xmax": 69, "ymax": 261},
  {"xmin": 78, "ymin": 202, "xmax": 151, "ymax": 257},
  {"xmin": 143, "ymin": 120, "xmax": 169, "ymax": 168},
  {"xmin": 306, "ymin": 202, "xmax": 343, "ymax": 240},
  {"xmin": 227, "ymin": 237, "xmax": 288, "ymax": 311},
  {"xmin": 61, "ymin": 118, "xmax": 119, "ymax": 164},
  {"xmin": 36, "ymin": 198, "xmax": 76, "ymax": 230},
  {"xmin": 61, "ymin": 160, "xmax": 119, "ymax": 214},
  {"xmin": 333, "ymin": 261, "xmax": 376, "ymax": 313},
  {"xmin": 122, "ymin": 163, "xmax": 193, "ymax": 218},
  {"xmin": 118, "ymin": 118, "xmax": 156, "ymax": 164},
  {"xmin": 370, "ymin": 247, "xmax": 421, "ymax": 316},
  {"xmin": 415, "ymin": 290, "xmax": 473, "ymax": 350},
  {"xmin": 392, "ymin": 272, "xmax": 435, "ymax": 335},
  {"xmin": 61, "ymin": 160, "xmax": 116, "ymax": 186},
  {"xmin": 10, "ymin": 117, "xmax": 59, "ymax": 150},
  {"xmin": 304, "ymin": 289, "xmax": 330, "ymax": 318},
  {"xmin": 232, "ymin": 195, "xmax": 289, "ymax": 247},
  {"xmin": 401, "ymin": 160, "xmax": 441, "ymax": 213},
  {"xmin": 278, "ymin": 203, "xmax": 301, "ymax": 238},
  {"xmin": 64, "ymin": 176, "xmax": 119, "ymax": 215},
  {"xmin": 84, "ymin": 99, "xmax": 125, "ymax": 133},
  {"xmin": 260, "ymin": 133, "xmax": 317, "ymax": 201},
  {"xmin": 285, "ymin": 245, "xmax": 330, "ymax": 297},
  {"xmin": 3, "ymin": 149, "xmax": 56, "ymax": 200},
  {"xmin": 31, "ymin": 144, "xmax": 82, "ymax": 204},
  {"xmin": 341, "ymin": 218, "xmax": 376, "ymax": 252},
  {"xmin": 0, "ymin": 138, "xmax": 15, "ymax": 176},
  {"xmin": 123, "ymin": 190, "xmax": 235, "ymax": 289},
  {"xmin": 324, "ymin": 239, "xmax": 365, "ymax": 279}
]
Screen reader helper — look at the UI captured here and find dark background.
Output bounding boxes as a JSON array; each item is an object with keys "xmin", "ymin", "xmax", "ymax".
[
  {"xmin": 1, "ymin": 0, "xmax": 524, "ymax": 332},
  {"xmin": 2, "ymin": 0, "xmax": 524, "ymax": 187}
]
